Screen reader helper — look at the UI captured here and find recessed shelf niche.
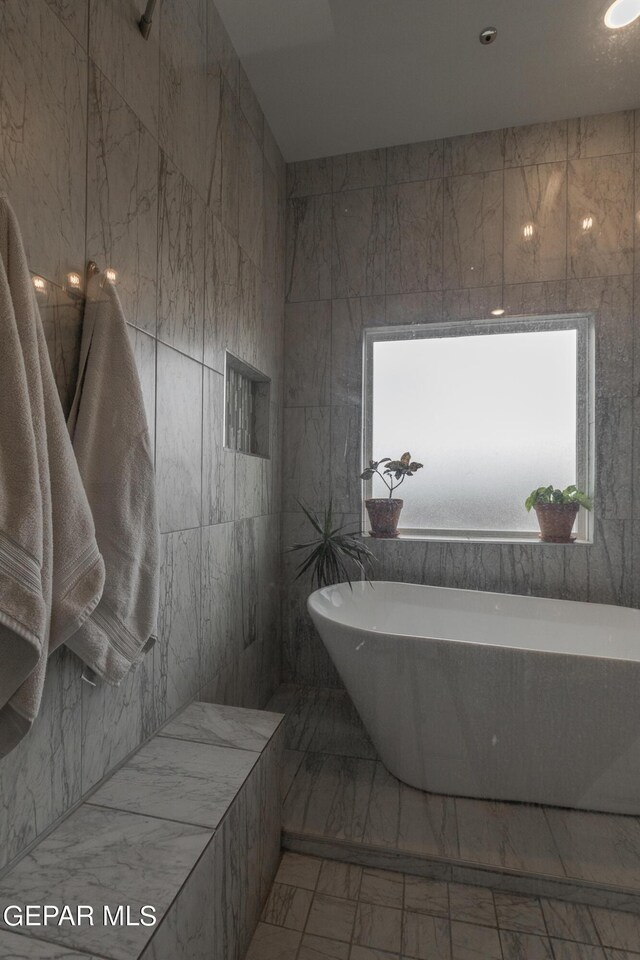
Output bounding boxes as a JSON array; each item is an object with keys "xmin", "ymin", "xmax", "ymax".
[{"xmin": 224, "ymin": 353, "xmax": 270, "ymax": 458}]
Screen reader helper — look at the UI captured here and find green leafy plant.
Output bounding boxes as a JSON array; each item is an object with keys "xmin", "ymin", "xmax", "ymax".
[
  {"xmin": 525, "ymin": 485, "xmax": 593, "ymax": 512},
  {"xmin": 360, "ymin": 452, "xmax": 424, "ymax": 498},
  {"xmin": 288, "ymin": 501, "xmax": 376, "ymax": 590}
]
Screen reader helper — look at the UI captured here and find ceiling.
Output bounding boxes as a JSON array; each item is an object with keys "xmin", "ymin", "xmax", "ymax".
[{"xmin": 214, "ymin": 0, "xmax": 640, "ymax": 162}]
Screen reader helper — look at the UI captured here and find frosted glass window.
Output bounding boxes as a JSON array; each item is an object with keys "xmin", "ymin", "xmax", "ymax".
[{"xmin": 366, "ymin": 318, "xmax": 592, "ymax": 538}]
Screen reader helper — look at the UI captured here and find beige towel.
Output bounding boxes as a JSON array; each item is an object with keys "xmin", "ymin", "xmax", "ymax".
[
  {"xmin": 0, "ymin": 196, "xmax": 105, "ymax": 757},
  {"xmin": 66, "ymin": 274, "xmax": 159, "ymax": 683}
]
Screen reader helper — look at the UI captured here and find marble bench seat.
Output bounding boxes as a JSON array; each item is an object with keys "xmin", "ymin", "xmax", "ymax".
[{"xmin": 0, "ymin": 702, "xmax": 284, "ymax": 960}]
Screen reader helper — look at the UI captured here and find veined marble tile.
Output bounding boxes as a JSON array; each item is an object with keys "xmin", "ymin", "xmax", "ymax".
[
  {"xmin": 448, "ymin": 883, "xmax": 496, "ymax": 926},
  {"xmin": 444, "ymin": 129, "xmax": 505, "ymax": 176},
  {"xmin": 504, "ymin": 162, "xmax": 567, "ymax": 284},
  {"xmin": 317, "ymin": 859, "xmax": 363, "ymax": 899},
  {"xmin": 161, "ymin": 700, "xmax": 280, "ymax": 752},
  {"xmin": 282, "ymin": 407, "xmax": 331, "ymax": 512},
  {"xmin": 500, "ymin": 543, "xmax": 566, "ymax": 601},
  {"xmin": 0, "ymin": 929, "xmax": 102, "ymax": 959},
  {"xmin": 568, "ymin": 155, "xmax": 634, "ymax": 279},
  {"xmin": 157, "ymin": 152, "xmax": 205, "ymax": 360},
  {"xmin": 202, "ymin": 368, "xmax": 235, "ymax": 524},
  {"xmin": 239, "ymin": 115, "xmax": 265, "ymax": 269},
  {"xmin": 385, "ymin": 291, "xmax": 443, "ymax": 325},
  {"xmin": 331, "ymin": 405, "xmax": 362, "ymax": 515},
  {"xmin": 208, "ymin": 77, "xmax": 240, "ymax": 235},
  {"xmin": 276, "ymin": 851, "xmax": 323, "ymax": 890},
  {"xmin": 284, "ymin": 301, "xmax": 331, "ymax": 406},
  {"xmin": 155, "ymin": 528, "xmax": 202, "ymax": 725},
  {"xmin": 567, "ymin": 275, "xmax": 633, "ymax": 399},
  {"xmin": 288, "ymin": 159, "xmax": 333, "ymax": 198},
  {"xmin": 551, "ymin": 942, "xmax": 606, "ymax": 960},
  {"xmin": 354, "ymin": 901, "xmax": 402, "ymax": 953},
  {"xmin": 237, "ymin": 250, "xmax": 262, "ymax": 369},
  {"xmin": 363, "ymin": 762, "xmax": 459, "ymax": 860},
  {"xmin": 0, "ymin": 805, "xmax": 211, "ymax": 960},
  {"xmin": 0, "ymin": 648, "xmax": 81, "ymax": 872},
  {"xmin": 502, "ymin": 280, "xmax": 567, "ymax": 316},
  {"xmin": 239, "ymin": 64, "xmax": 264, "ymax": 146},
  {"xmin": 203, "ymin": 220, "xmax": 239, "ymax": 379},
  {"xmin": 332, "ymin": 150, "xmax": 386, "ymax": 192},
  {"xmin": 81, "ymin": 658, "xmax": 154, "ymax": 793},
  {"xmin": 563, "ymin": 518, "xmax": 631, "ymax": 606},
  {"xmin": 402, "ymin": 911, "xmax": 450, "ymax": 960},
  {"xmin": 89, "ymin": 0, "xmax": 159, "ymax": 137},
  {"xmin": 0, "ymin": 0, "xmax": 86, "ymax": 286},
  {"xmin": 455, "ymin": 797, "xmax": 565, "ymax": 876},
  {"xmin": 404, "ymin": 877, "xmax": 449, "ymax": 917},
  {"xmin": 500, "ymin": 930, "xmax": 554, "ymax": 960},
  {"xmin": 590, "ymin": 907, "xmax": 640, "ymax": 952},
  {"xmin": 331, "ymin": 296, "xmax": 384, "ymax": 405},
  {"xmin": 386, "ymin": 179, "xmax": 444, "ymax": 294},
  {"xmin": 39, "ymin": 282, "xmax": 83, "ymax": 418},
  {"xmin": 284, "ymin": 752, "xmax": 376, "ymax": 842},
  {"xmin": 89, "ymin": 735, "xmax": 257, "ymax": 828},
  {"xmin": 87, "ymin": 64, "xmax": 158, "ymax": 335},
  {"xmin": 246, "ymin": 923, "xmax": 301, "ymax": 959},
  {"xmin": 231, "ymin": 516, "xmax": 258, "ymax": 651},
  {"xmin": 159, "ymin": 0, "xmax": 208, "ymax": 199},
  {"xmin": 306, "ymin": 894, "xmax": 357, "ymax": 942},
  {"xmin": 200, "ymin": 521, "xmax": 239, "ymax": 681},
  {"xmin": 332, "ymin": 188, "xmax": 386, "ymax": 298},
  {"xmin": 127, "ymin": 325, "xmax": 156, "ymax": 454},
  {"xmin": 234, "ymin": 452, "xmax": 263, "ymax": 522},
  {"xmin": 443, "ymin": 173, "xmax": 503, "ymax": 289},
  {"xmin": 286, "ymin": 195, "xmax": 333, "ymax": 302},
  {"xmin": 540, "ymin": 899, "xmax": 599, "ymax": 944},
  {"xmin": 44, "ymin": 0, "xmax": 87, "ymax": 46},
  {"xmin": 493, "ymin": 892, "xmax": 546, "ymax": 935},
  {"xmin": 298, "ymin": 934, "xmax": 349, "ymax": 959},
  {"xmin": 386, "ymin": 139, "xmax": 444, "ymax": 184},
  {"xmin": 440, "ymin": 542, "xmax": 501, "ymax": 592},
  {"xmin": 266, "ymin": 684, "xmax": 330, "ymax": 753},
  {"xmin": 359, "ymin": 869, "xmax": 403, "ymax": 909},
  {"xmin": 155, "ymin": 345, "xmax": 203, "ymax": 532},
  {"xmin": 139, "ymin": 840, "xmax": 214, "ymax": 960},
  {"xmin": 568, "ymin": 112, "xmax": 634, "ymax": 159},
  {"xmin": 442, "ymin": 285, "xmax": 503, "ymax": 320},
  {"xmin": 596, "ymin": 397, "xmax": 632, "ymax": 520},
  {"xmin": 450, "ymin": 920, "xmax": 502, "ymax": 960},
  {"xmin": 305, "ymin": 689, "xmax": 376, "ymax": 760},
  {"xmin": 545, "ymin": 807, "xmax": 640, "ymax": 887},
  {"xmin": 264, "ymin": 161, "xmax": 284, "ymax": 297},
  {"xmin": 207, "ymin": 0, "xmax": 239, "ymax": 93},
  {"xmin": 261, "ymin": 882, "xmax": 313, "ymax": 930},
  {"xmin": 504, "ymin": 120, "xmax": 568, "ymax": 167}
]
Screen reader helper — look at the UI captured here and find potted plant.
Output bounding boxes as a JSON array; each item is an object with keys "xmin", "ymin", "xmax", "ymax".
[
  {"xmin": 360, "ymin": 452, "xmax": 424, "ymax": 538},
  {"xmin": 288, "ymin": 501, "xmax": 376, "ymax": 588},
  {"xmin": 525, "ymin": 485, "xmax": 592, "ymax": 543}
]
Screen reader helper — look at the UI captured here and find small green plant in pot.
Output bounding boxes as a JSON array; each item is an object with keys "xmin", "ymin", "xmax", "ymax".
[
  {"xmin": 525, "ymin": 485, "xmax": 592, "ymax": 543},
  {"xmin": 360, "ymin": 452, "xmax": 424, "ymax": 538},
  {"xmin": 288, "ymin": 501, "xmax": 376, "ymax": 589}
]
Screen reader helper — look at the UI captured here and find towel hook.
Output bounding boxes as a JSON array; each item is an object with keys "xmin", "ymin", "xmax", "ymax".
[{"xmin": 139, "ymin": 0, "xmax": 157, "ymax": 39}]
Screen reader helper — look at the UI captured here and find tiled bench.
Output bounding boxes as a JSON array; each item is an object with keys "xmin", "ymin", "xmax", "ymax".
[{"xmin": 0, "ymin": 702, "xmax": 284, "ymax": 960}]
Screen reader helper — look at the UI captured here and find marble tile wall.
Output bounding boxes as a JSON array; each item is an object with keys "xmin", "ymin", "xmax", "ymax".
[
  {"xmin": 283, "ymin": 110, "xmax": 640, "ymax": 685},
  {"xmin": 0, "ymin": 0, "xmax": 285, "ymax": 871}
]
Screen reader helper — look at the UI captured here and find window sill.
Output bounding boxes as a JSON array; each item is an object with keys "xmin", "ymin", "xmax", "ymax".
[{"xmin": 365, "ymin": 532, "xmax": 593, "ymax": 546}]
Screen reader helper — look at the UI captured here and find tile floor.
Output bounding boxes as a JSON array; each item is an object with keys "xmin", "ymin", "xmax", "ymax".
[
  {"xmin": 267, "ymin": 685, "xmax": 640, "ymax": 904},
  {"xmin": 245, "ymin": 852, "xmax": 640, "ymax": 959}
]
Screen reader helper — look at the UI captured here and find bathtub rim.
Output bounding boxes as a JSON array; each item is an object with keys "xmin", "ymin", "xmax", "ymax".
[{"xmin": 307, "ymin": 579, "xmax": 640, "ymax": 665}]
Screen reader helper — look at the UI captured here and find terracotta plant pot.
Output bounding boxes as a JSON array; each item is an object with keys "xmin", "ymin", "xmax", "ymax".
[
  {"xmin": 365, "ymin": 498, "xmax": 403, "ymax": 538},
  {"xmin": 534, "ymin": 502, "xmax": 579, "ymax": 543}
]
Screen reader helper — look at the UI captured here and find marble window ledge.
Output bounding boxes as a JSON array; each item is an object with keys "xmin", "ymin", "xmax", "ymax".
[{"xmin": 367, "ymin": 532, "xmax": 594, "ymax": 545}]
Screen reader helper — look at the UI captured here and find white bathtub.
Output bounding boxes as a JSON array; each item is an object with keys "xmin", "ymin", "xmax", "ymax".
[{"xmin": 308, "ymin": 580, "xmax": 640, "ymax": 815}]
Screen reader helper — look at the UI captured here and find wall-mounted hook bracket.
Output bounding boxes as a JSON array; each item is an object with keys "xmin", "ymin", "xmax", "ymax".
[{"xmin": 139, "ymin": 0, "xmax": 157, "ymax": 39}]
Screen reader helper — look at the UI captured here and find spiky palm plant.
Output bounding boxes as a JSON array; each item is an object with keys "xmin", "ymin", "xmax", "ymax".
[{"xmin": 288, "ymin": 501, "xmax": 375, "ymax": 590}]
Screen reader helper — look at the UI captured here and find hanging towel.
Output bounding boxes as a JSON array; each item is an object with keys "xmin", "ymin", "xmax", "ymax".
[
  {"xmin": 66, "ymin": 273, "xmax": 159, "ymax": 684},
  {"xmin": 0, "ymin": 196, "xmax": 105, "ymax": 757}
]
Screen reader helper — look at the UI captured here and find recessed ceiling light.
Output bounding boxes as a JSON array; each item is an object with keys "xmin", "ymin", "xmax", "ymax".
[
  {"xmin": 604, "ymin": 0, "xmax": 640, "ymax": 28},
  {"xmin": 479, "ymin": 27, "xmax": 497, "ymax": 45},
  {"xmin": 491, "ymin": 308, "xmax": 505, "ymax": 317}
]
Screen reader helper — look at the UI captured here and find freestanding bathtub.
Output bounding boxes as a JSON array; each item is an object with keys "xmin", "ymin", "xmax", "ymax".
[{"xmin": 308, "ymin": 580, "xmax": 640, "ymax": 815}]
